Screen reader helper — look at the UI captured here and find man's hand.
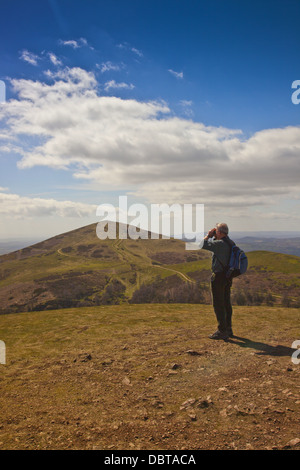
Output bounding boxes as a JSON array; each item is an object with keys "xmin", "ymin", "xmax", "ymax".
[{"xmin": 204, "ymin": 228, "xmax": 216, "ymax": 240}]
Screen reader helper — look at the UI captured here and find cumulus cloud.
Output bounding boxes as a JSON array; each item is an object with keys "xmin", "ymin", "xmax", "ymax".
[
  {"xmin": 1, "ymin": 66, "xmax": 300, "ymax": 213},
  {"xmin": 0, "ymin": 190, "xmax": 97, "ymax": 218}
]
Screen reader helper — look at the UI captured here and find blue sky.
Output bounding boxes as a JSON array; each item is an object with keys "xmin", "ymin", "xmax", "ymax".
[{"xmin": 0, "ymin": 0, "xmax": 300, "ymax": 238}]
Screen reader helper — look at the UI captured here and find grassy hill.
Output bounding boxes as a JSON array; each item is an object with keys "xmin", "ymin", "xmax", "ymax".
[
  {"xmin": 0, "ymin": 225, "xmax": 299, "ymax": 450},
  {"xmin": 0, "ymin": 222, "xmax": 300, "ymax": 313},
  {"xmin": 0, "ymin": 304, "xmax": 299, "ymax": 450}
]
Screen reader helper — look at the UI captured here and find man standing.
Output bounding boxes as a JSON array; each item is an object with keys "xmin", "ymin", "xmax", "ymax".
[{"xmin": 201, "ymin": 223, "xmax": 234, "ymax": 340}]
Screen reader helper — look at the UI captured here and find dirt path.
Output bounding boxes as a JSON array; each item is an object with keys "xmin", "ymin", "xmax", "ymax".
[
  {"xmin": 152, "ymin": 264, "xmax": 196, "ymax": 283},
  {"xmin": 57, "ymin": 248, "xmax": 68, "ymax": 256},
  {"xmin": 112, "ymin": 239, "xmax": 195, "ymax": 285}
]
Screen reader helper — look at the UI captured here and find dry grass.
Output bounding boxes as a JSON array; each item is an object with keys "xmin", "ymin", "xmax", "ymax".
[{"xmin": 0, "ymin": 304, "xmax": 299, "ymax": 450}]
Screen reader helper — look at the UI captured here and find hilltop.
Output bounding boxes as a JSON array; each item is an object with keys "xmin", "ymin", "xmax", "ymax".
[
  {"xmin": 0, "ymin": 223, "xmax": 300, "ymax": 313},
  {"xmin": 0, "ymin": 224, "xmax": 299, "ymax": 450},
  {"xmin": 0, "ymin": 304, "xmax": 299, "ymax": 450},
  {"xmin": 0, "ymin": 223, "xmax": 208, "ymax": 313}
]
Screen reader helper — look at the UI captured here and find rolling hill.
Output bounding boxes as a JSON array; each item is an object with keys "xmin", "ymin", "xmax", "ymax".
[
  {"xmin": 0, "ymin": 222, "xmax": 300, "ymax": 314},
  {"xmin": 234, "ymin": 236, "xmax": 300, "ymax": 257},
  {"xmin": 0, "ymin": 225, "xmax": 299, "ymax": 450}
]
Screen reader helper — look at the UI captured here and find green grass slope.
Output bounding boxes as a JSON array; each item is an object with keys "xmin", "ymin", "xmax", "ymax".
[
  {"xmin": 0, "ymin": 223, "xmax": 299, "ymax": 313},
  {"xmin": 0, "ymin": 223, "xmax": 210, "ymax": 313}
]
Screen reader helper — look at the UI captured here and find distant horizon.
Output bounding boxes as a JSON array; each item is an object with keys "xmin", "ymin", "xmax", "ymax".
[{"xmin": 1, "ymin": 227, "xmax": 300, "ymax": 243}]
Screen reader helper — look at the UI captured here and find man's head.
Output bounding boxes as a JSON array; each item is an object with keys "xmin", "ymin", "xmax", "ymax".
[{"xmin": 215, "ymin": 223, "xmax": 229, "ymax": 240}]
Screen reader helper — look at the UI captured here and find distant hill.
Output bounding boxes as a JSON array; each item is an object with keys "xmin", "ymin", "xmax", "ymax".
[
  {"xmin": 180, "ymin": 233, "xmax": 300, "ymax": 257},
  {"xmin": 234, "ymin": 236, "xmax": 300, "ymax": 257},
  {"xmin": 0, "ymin": 238, "xmax": 42, "ymax": 255},
  {"xmin": 0, "ymin": 223, "xmax": 300, "ymax": 314}
]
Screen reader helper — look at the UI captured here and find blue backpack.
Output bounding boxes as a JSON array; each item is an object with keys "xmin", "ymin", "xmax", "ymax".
[{"xmin": 220, "ymin": 238, "xmax": 248, "ymax": 280}]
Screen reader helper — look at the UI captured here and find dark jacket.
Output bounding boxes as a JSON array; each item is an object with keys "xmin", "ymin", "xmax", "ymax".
[{"xmin": 201, "ymin": 235, "xmax": 232, "ymax": 273}]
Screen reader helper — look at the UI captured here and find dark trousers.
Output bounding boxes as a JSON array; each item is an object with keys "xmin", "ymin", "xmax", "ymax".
[{"xmin": 211, "ymin": 272, "xmax": 232, "ymax": 333}]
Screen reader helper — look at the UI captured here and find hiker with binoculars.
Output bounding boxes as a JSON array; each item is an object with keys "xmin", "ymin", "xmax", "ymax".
[{"xmin": 202, "ymin": 223, "xmax": 235, "ymax": 341}]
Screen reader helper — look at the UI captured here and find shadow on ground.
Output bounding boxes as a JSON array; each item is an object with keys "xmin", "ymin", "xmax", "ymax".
[{"xmin": 229, "ymin": 336, "xmax": 297, "ymax": 357}]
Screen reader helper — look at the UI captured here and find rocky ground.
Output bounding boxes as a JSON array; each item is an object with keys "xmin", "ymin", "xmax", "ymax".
[{"xmin": 0, "ymin": 304, "xmax": 299, "ymax": 450}]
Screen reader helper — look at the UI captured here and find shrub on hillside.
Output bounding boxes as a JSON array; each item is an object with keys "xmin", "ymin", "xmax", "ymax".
[
  {"xmin": 96, "ymin": 279, "xmax": 126, "ymax": 305},
  {"xmin": 130, "ymin": 280, "xmax": 208, "ymax": 304}
]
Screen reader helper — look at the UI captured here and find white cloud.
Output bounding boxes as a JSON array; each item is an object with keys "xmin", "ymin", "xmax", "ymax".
[
  {"xmin": 179, "ymin": 100, "xmax": 194, "ymax": 117},
  {"xmin": 168, "ymin": 69, "xmax": 184, "ymax": 79},
  {"xmin": 79, "ymin": 37, "xmax": 88, "ymax": 46},
  {"xmin": 60, "ymin": 39, "xmax": 79, "ymax": 49},
  {"xmin": 131, "ymin": 47, "xmax": 143, "ymax": 58},
  {"xmin": 19, "ymin": 50, "xmax": 39, "ymax": 66},
  {"xmin": 98, "ymin": 61, "xmax": 121, "ymax": 73},
  {"xmin": 250, "ymin": 210, "xmax": 300, "ymax": 221},
  {"xmin": 48, "ymin": 53, "xmax": 62, "ymax": 66},
  {"xmin": 104, "ymin": 80, "xmax": 135, "ymax": 92},
  {"xmin": 117, "ymin": 43, "xmax": 143, "ymax": 58},
  {"xmin": 2, "ymin": 66, "xmax": 300, "ymax": 216},
  {"xmin": 0, "ymin": 190, "xmax": 97, "ymax": 219},
  {"xmin": 180, "ymin": 100, "xmax": 193, "ymax": 107},
  {"xmin": 59, "ymin": 38, "xmax": 91, "ymax": 49}
]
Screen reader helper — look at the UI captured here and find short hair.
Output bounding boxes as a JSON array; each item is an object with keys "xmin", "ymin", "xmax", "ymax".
[{"xmin": 216, "ymin": 223, "xmax": 229, "ymax": 235}]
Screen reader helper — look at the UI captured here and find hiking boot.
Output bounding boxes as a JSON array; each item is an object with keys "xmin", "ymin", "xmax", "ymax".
[
  {"xmin": 208, "ymin": 330, "xmax": 229, "ymax": 341},
  {"xmin": 227, "ymin": 327, "xmax": 234, "ymax": 338}
]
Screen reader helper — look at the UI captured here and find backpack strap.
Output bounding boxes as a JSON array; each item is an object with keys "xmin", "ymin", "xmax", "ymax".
[
  {"xmin": 223, "ymin": 236, "xmax": 235, "ymax": 248},
  {"xmin": 214, "ymin": 236, "xmax": 234, "ymax": 271}
]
